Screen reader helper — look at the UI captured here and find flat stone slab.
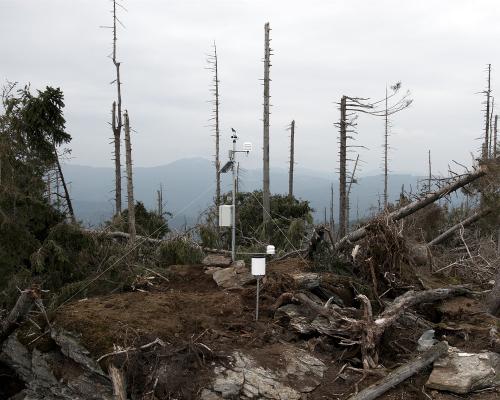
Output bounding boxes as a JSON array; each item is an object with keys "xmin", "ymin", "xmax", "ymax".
[
  {"xmin": 202, "ymin": 254, "xmax": 232, "ymax": 267},
  {"xmin": 426, "ymin": 347, "xmax": 500, "ymax": 394},
  {"xmin": 212, "ymin": 262, "xmax": 256, "ymax": 289}
]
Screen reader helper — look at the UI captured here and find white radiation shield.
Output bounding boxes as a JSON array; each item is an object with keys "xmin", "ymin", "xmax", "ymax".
[{"xmin": 251, "ymin": 257, "xmax": 266, "ymax": 276}]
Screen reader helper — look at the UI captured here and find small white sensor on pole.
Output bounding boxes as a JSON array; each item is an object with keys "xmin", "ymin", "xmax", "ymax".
[
  {"xmin": 266, "ymin": 245, "xmax": 275, "ymax": 255},
  {"xmin": 218, "ymin": 205, "xmax": 233, "ymax": 227},
  {"xmin": 251, "ymin": 256, "xmax": 266, "ymax": 321}
]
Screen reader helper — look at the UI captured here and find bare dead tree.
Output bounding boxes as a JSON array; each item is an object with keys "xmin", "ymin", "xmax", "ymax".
[
  {"xmin": 330, "ymin": 183, "xmax": 334, "ymax": 232},
  {"xmin": 382, "ymin": 83, "xmax": 412, "ymax": 207},
  {"xmin": 336, "ymin": 90, "xmax": 411, "ymax": 236},
  {"xmin": 337, "ymin": 96, "xmax": 348, "ymax": 237},
  {"xmin": 53, "ymin": 145, "xmax": 75, "ymax": 223},
  {"xmin": 124, "ymin": 110, "xmax": 135, "ymax": 242},
  {"xmin": 489, "ymin": 97, "xmax": 494, "ymax": 157},
  {"xmin": 157, "ymin": 183, "xmax": 163, "ymax": 217},
  {"xmin": 109, "ymin": 0, "xmax": 125, "ymax": 216},
  {"xmin": 207, "ymin": 42, "xmax": 221, "ymax": 225},
  {"xmin": 428, "ymin": 149, "xmax": 432, "ymax": 193},
  {"xmin": 482, "ymin": 64, "xmax": 491, "ymax": 160},
  {"xmin": 288, "ymin": 120, "xmax": 295, "ymax": 197},
  {"xmin": 263, "ymin": 22, "xmax": 272, "ymax": 233}
]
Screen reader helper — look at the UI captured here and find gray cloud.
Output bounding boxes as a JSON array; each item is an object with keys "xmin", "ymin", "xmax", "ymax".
[{"xmin": 1, "ymin": 0, "xmax": 498, "ymax": 178}]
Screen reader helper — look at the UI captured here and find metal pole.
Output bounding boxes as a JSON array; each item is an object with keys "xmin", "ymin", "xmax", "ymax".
[
  {"xmin": 256, "ymin": 276, "xmax": 260, "ymax": 321},
  {"xmin": 231, "ymin": 135, "xmax": 237, "ymax": 262}
]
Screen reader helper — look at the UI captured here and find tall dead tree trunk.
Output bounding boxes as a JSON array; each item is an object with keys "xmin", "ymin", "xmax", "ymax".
[
  {"xmin": 124, "ymin": 111, "xmax": 135, "ymax": 243},
  {"xmin": 55, "ymin": 168, "xmax": 61, "ymax": 211},
  {"xmin": 338, "ymin": 95, "xmax": 347, "ymax": 238},
  {"xmin": 288, "ymin": 120, "xmax": 295, "ymax": 198},
  {"xmin": 335, "ymin": 167, "xmax": 487, "ymax": 249},
  {"xmin": 489, "ymin": 97, "xmax": 494, "ymax": 157},
  {"xmin": 53, "ymin": 145, "xmax": 75, "ymax": 223},
  {"xmin": 208, "ymin": 42, "xmax": 221, "ymax": 226},
  {"xmin": 383, "ymin": 86, "xmax": 389, "ymax": 208},
  {"xmin": 428, "ymin": 149, "xmax": 432, "ymax": 193},
  {"xmin": 483, "ymin": 64, "xmax": 491, "ymax": 160},
  {"xmin": 330, "ymin": 183, "xmax": 334, "ymax": 232},
  {"xmin": 111, "ymin": 0, "xmax": 123, "ymax": 216},
  {"xmin": 157, "ymin": 183, "xmax": 163, "ymax": 217},
  {"xmin": 263, "ymin": 22, "xmax": 271, "ymax": 233}
]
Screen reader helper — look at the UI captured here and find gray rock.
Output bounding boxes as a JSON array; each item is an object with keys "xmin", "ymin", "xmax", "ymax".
[
  {"xmin": 50, "ymin": 327, "xmax": 105, "ymax": 376},
  {"xmin": 426, "ymin": 347, "xmax": 500, "ymax": 394},
  {"xmin": 204, "ymin": 347, "xmax": 325, "ymax": 399},
  {"xmin": 202, "ymin": 254, "xmax": 232, "ymax": 267},
  {"xmin": 1, "ymin": 332, "xmax": 113, "ymax": 400},
  {"xmin": 212, "ymin": 265, "xmax": 255, "ymax": 289},
  {"xmin": 0, "ymin": 333, "xmax": 33, "ymax": 382},
  {"xmin": 200, "ymin": 389, "xmax": 223, "ymax": 400}
]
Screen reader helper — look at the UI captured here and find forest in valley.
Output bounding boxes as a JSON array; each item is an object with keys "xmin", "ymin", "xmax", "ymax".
[{"xmin": 0, "ymin": 1, "xmax": 499, "ymax": 400}]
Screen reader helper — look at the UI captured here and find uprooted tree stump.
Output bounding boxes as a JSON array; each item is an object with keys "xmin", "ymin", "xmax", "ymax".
[{"xmin": 273, "ymin": 286, "xmax": 471, "ymax": 369}]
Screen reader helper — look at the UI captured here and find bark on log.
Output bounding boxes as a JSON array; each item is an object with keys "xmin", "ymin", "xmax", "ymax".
[
  {"xmin": 373, "ymin": 287, "xmax": 471, "ymax": 335},
  {"xmin": 0, "ymin": 289, "xmax": 38, "ymax": 344},
  {"xmin": 347, "ymin": 341, "xmax": 448, "ymax": 400},
  {"xmin": 335, "ymin": 167, "xmax": 487, "ymax": 250},
  {"xmin": 109, "ymin": 364, "xmax": 127, "ymax": 400},
  {"xmin": 428, "ymin": 208, "xmax": 491, "ymax": 246},
  {"xmin": 290, "ymin": 272, "xmax": 321, "ymax": 289}
]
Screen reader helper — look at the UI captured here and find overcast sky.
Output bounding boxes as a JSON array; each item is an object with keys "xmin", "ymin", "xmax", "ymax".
[{"xmin": 1, "ymin": 0, "xmax": 499, "ymax": 177}]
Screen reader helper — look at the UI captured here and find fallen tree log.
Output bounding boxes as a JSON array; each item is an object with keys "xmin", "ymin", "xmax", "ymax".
[
  {"xmin": 347, "ymin": 341, "xmax": 448, "ymax": 400},
  {"xmin": 428, "ymin": 208, "xmax": 492, "ymax": 246},
  {"xmin": 335, "ymin": 167, "xmax": 487, "ymax": 250},
  {"xmin": 0, "ymin": 288, "xmax": 39, "ymax": 344},
  {"xmin": 274, "ymin": 286, "xmax": 471, "ymax": 368},
  {"xmin": 89, "ymin": 230, "xmax": 236, "ymax": 256}
]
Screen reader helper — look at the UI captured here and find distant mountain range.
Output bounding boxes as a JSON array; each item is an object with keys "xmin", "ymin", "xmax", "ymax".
[{"xmin": 63, "ymin": 158, "xmax": 426, "ymax": 229}]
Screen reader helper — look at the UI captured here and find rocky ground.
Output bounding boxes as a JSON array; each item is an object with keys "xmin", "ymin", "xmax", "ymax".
[{"xmin": 1, "ymin": 256, "xmax": 499, "ymax": 399}]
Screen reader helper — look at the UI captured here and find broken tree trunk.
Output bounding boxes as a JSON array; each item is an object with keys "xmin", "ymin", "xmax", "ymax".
[
  {"xmin": 111, "ymin": 0, "xmax": 124, "ymax": 217},
  {"xmin": 338, "ymin": 95, "xmax": 348, "ymax": 238},
  {"xmin": 262, "ymin": 22, "xmax": 271, "ymax": 233},
  {"xmin": 124, "ymin": 111, "xmax": 136, "ymax": 243},
  {"xmin": 288, "ymin": 120, "xmax": 295, "ymax": 198},
  {"xmin": 335, "ymin": 167, "xmax": 487, "ymax": 250},
  {"xmin": 53, "ymin": 144, "xmax": 75, "ymax": 223},
  {"xmin": 109, "ymin": 364, "xmax": 127, "ymax": 400},
  {"xmin": 428, "ymin": 208, "xmax": 491, "ymax": 246},
  {"xmin": 347, "ymin": 341, "xmax": 448, "ymax": 400},
  {"xmin": 0, "ymin": 288, "xmax": 38, "ymax": 344}
]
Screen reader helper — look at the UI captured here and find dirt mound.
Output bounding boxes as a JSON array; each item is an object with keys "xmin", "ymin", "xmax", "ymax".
[{"xmin": 46, "ymin": 258, "xmax": 499, "ymax": 399}]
